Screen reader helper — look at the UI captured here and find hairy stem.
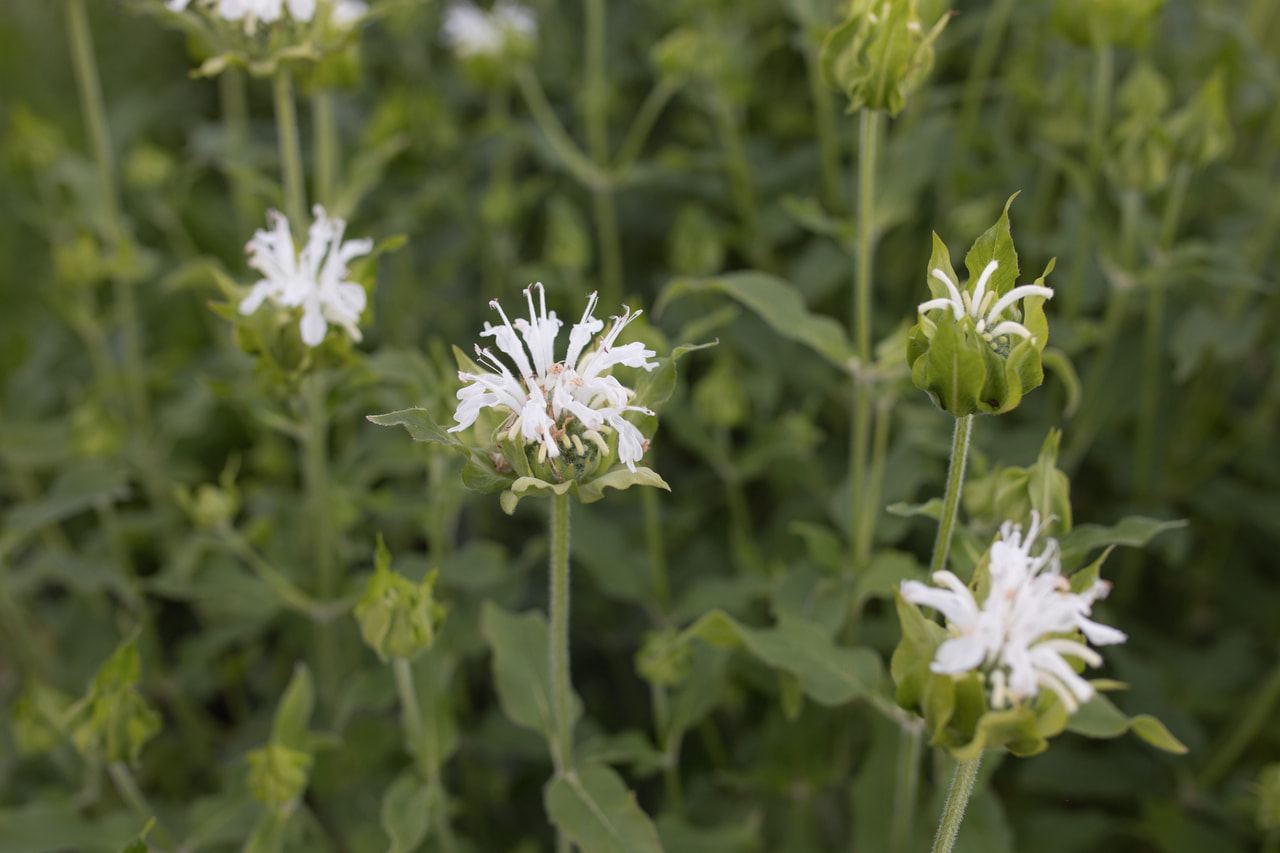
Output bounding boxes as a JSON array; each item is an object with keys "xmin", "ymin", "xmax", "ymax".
[
  {"xmin": 549, "ymin": 493, "xmax": 575, "ymax": 776},
  {"xmin": 889, "ymin": 721, "xmax": 924, "ymax": 853},
  {"xmin": 849, "ymin": 108, "xmax": 881, "ymax": 568},
  {"xmin": 313, "ymin": 88, "xmax": 339, "ymax": 209},
  {"xmin": 931, "ymin": 756, "xmax": 981, "ymax": 853},
  {"xmin": 930, "ymin": 415, "xmax": 974, "ymax": 576},
  {"xmin": 273, "ymin": 67, "xmax": 308, "ymax": 228},
  {"xmin": 302, "ymin": 373, "xmax": 339, "ymax": 704}
]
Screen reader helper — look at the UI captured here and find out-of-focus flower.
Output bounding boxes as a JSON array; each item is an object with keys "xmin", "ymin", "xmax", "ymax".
[
  {"xmin": 441, "ymin": 0, "xmax": 536, "ymax": 58},
  {"xmin": 240, "ymin": 205, "xmax": 372, "ymax": 347}
]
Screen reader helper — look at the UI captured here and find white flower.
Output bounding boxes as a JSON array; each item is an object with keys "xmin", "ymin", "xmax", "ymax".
[
  {"xmin": 240, "ymin": 205, "xmax": 373, "ymax": 348},
  {"xmin": 917, "ymin": 260, "xmax": 1054, "ymax": 348},
  {"xmin": 441, "ymin": 0, "xmax": 537, "ymax": 58},
  {"xmin": 166, "ymin": 0, "xmax": 315, "ymax": 26},
  {"xmin": 330, "ymin": 0, "xmax": 368, "ymax": 27},
  {"xmin": 900, "ymin": 511, "xmax": 1126, "ymax": 713},
  {"xmin": 450, "ymin": 283, "xmax": 659, "ymax": 474}
]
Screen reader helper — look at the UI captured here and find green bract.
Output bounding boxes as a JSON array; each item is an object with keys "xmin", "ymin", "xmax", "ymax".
[
  {"xmin": 907, "ymin": 196, "xmax": 1055, "ymax": 418},
  {"xmin": 66, "ymin": 634, "xmax": 162, "ymax": 766},
  {"xmin": 246, "ymin": 664, "xmax": 317, "ymax": 808},
  {"xmin": 354, "ymin": 537, "xmax": 446, "ymax": 663},
  {"xmin": 820, "ymin": 0, "xmax": 949, "ymax": 116},
  {"xmin": 964, "ymin": 429, "xmax": 1072, "ymax": 539}
]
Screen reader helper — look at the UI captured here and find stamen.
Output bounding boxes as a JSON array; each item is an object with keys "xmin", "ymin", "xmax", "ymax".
[{"xmin": 970, "ymin": 260, "xmax": 999, "ymax": 316}]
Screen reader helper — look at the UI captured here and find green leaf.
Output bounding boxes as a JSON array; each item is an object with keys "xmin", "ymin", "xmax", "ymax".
[
  {"xmin": 481, "ymin": 603, "xmax": 580, "ymax": 739},
  {"xmin": 886, "ymin": 498, "xmax": 942, "ymax": 520},
  {"xmin": 1065, "ymin": 692, "xmax": 1188, "ymax": 753},
  {"xmin": 963, "ymin": 193, "xmax": 1020, "ymax": 299},
  {"xmin": 633, "ymin": 342, "xmax": 719, "ymax": 413},
  {"xmin": 655, "ymin": 814, "xmax": 761, "ymax": 853},
  {"xmin": 118, "ymin": 819, "xmax": 155, "ymax": 853},
  {"xmin": 1058, "ymin": 516, "xmax": 1187, "ymax": 565},
  {"xmin": 368, "ymin": 408, "xmax": 464, "ymax": 447},
  {"xmin": 683, "ymin": 611, "xmax": 882, "ymax": 706},
  {"xmin": 271, "ymin": 663, "xmax": 315, "ymax": 752},
  {"xmin": 380, "ymin": 771, "xmax": 431, "ymax": 853},
  {"xmin": 246, "ymin": 742, "xmax": 313, "ymax": 808},
  {"xmin": 0, "ymin": 460, "xmax": 129, "ymax": 558},
  {"xmin": 544, "ymin": 763, "xmax": 665, "ymax": 853},
  {"xmin": 1041, "ymin": 347, "xmax": 1082, "ymax": 417},
  {"xmin": 501, "ymin": 467, "xmax": 671, "ymax": 514},
  {"xmin": 656, "ymin": 272, "xmax": 854, "ymax": 371}
]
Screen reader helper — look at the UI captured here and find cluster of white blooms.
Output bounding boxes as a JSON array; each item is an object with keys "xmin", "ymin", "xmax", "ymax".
[
  {"xmin": 166, "ymin": 0, "xmax": 367, "ymax": 28},
  {"xmin": 450, "ymin": 283, "xmax": 658, "ymax": 473},
  {"xmin": 441, "ymin": 0, "xmax": 536, "ymax": 58},
  {"xmin": 917, "ymin": 260, "xmax": 1054, "ymax": 349},
  {"xmin": 901, "ymin": 512, "xmax": 1127, "ymax": 713},
  {"xmin": 239, "ymin": 206, "xmax": 372, "ymax": 348}
]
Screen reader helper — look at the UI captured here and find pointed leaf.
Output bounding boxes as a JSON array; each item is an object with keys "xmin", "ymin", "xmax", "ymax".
[
  {"xmin": 1066, "ymin": 692, "xmax": 1187, "ymax": 754},
  {"xmin": 481, "ymin": 603, "xmax": 580, "ymax": 739},
  {"xmin": 380, "ymin": 771, "xmax": 431, "ymax": 853},
  {"xmin": 1059, "ymin": 517, "xmax": 1187, "ymax": 565},
  {"xmin": 544, "ymin": 763, "xmax": 665, "ymax": 853}
]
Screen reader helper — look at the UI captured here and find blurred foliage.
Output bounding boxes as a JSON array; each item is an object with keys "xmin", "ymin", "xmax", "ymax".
[{"xmin": 1, "ymin": 0, "xmax": 1279, "ymax": 851}]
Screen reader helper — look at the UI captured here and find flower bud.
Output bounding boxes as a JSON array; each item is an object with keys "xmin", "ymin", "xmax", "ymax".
[
  {"xmin": 636, "ymin": 628, "xmax": 692, "ymax": 687},
  {"xmin": 1167, "ymin": 69, "xmax": 1233, "ymax": 168},
  {"xmin": 964, "ymin": 429, "xmax": 1072, "ymax": 538},
  {"xmin": 354, "ymin": 538, "xmax": 446, "ymax": 663},
  {"xmin": 1108, "ymin": 63, "xmax": 1174, "ymax": 193},
  {"xmin": 247, "ymin": 742, "xmax": 313, "ymax": 808},
  {"xmin": 820, "ymin": 0, "xmax": 949, "ymax": 116},
  {"xmin": 907, "ymin": 196, "xmax": 1055, "ymax": 418},
  {"xmin": 67, "ymin": 635, "xmax": 161, "ymax": 766}
]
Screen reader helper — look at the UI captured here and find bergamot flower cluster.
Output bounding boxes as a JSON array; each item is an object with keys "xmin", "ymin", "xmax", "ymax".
[
  {"xmin": 441, "ymin": 0, "xmax": 536, "ymax": 59},
  {"xmin": 907, "ymin": 196, "xmax": 1056, "ymax": 417},
  {"xmin": 450, "ymin": 283, "xmax": 658, "ymax": 479},
  {"xmin": 901, "ymin": 511, "xmax": 1126, "ymax": 714},
  {"xmin": 239, "ymin": 205, "xmax": 372, "ymax": 348}
]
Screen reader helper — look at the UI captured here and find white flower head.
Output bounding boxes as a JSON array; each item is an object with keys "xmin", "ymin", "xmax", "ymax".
[
  {"xmin": 166, "ymin": 0, "xmax": 316, "ymax": 30},
  {"xmin": 441, "ymin": 0, "xmax": 537, "ymax": 58},
  {"xmin": 330, "ymin": 0, "xmax": 369, "ymax": 27},
  {"xmin": 917, "ymin": 260, "xmax": 1054, "ymax": 350},
  {"xmin": 240, "ymin": 205, "xmax": 373, "ymax": 348},
  {"xmin": 449, "ymin": 283, "xmax": 659, "ymax": 477},
  {"xmin": 900, "ymin": 511, "xmax": 1126, "ymax": 713}
]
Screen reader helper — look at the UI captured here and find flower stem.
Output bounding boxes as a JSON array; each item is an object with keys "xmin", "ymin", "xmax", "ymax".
[
  {"xmin": 515, "ymin": 68, "xmax": 609, "ymax": 191},
  {"xmin": 930, "ymin": 415, "xmax": 974, "ymax": 576},
  {"xmin": 66, "ymin": 0, "xmax": 149, "ymax": 438},
  {"xmin": 1198, "ymin": 662, "xmax": 1280, "ymax": 790},
  {"xmin": 956, "ymin": 0, "xmax": 1016, "ymax": 147},
  {"xmin": 393, "ymin": 656, "xmax": 460, "ymax": 853},
  {"xmin": 849, "ymin": 108, "xmax": 881, "ymax": 569},
  {"xmin": 313, "ymin": 88, "xmax": 340, "ymax": 209},
  {"xmin": 711, "ymin": 93, "xmax": 772, "ymax": 271},
  {"xmin": 803, "ymin": 42, "xmax": 842, "ymax": 213},
  {"xmin": 930, "ymin": 756, "xmax": 981, "ymax": 853},
  {"xmin": 1087, "ymin": 41, "xmax": 1114, "ymax": 177},
  {"xmin": 273, "ymin": 67, "xmax": 308, "ymax": 228},
  {"xmin": 889, "ymin": 720, "xmax": 924, "ymax": 853},
  {"xmin": 592, "ymin": 189, "xmax": 624, "ymax": 306},
  {"xmin": 642, "ymin": 486, "xmax": 670, "ymax": 612},
  {"xmin": 856, "ymin": 393, "xmax": 894, "ymax": 574},
  {"xmin": 549, "ymin": 493, "xmax": 575, "ymax": 777},
  {"xmin": 302, "ymin": 373, "xmax": 339, "ymax": 704},
  {"xmin": 614, "ymin": 78, "xmax": 678, "ymax": 173},
  {"xmin": 1134, "ymin": 163, "xmax": 1190, "ymax": 500},
  {"xmin": 582, "ymin": 0, "xmax": 624, "ymax": 304}
]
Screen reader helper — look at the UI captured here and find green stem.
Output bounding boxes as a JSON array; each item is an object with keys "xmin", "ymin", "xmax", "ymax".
[
  {"xmin": 273, "ymin": 68, "xmax": 308, "ymax": 227},
  {"xmin": 1134, "ymin": 163, "xmax": 1191, "ymax": 500},
  {"xmin": 930, "ymin": 415, "xmax": 974, "ymax": 576},
  {"xmin": 614, "ymin": 79, "xmax": 678, "ymax": 173},
  {"xmin": 651, "ymin": 684, "xmax": 685, "ymax": 816},
  {"xmin": 711, "ymin": 94, "xmax": 771, "ymax": 270},
  {"xmin": 855, "ymin": 393, "xmax": 894, "ymax": 573},
  {"xmin": 219, "ymin": 527, "xmax": 333, "ymax": 619},
  {"xmin": 1087, "ymin": 42, "xmax": 1114, "ymax": 176},
  {"xmin": 804, "ymin": 43, "xmax": 842, "ymax": 212},
  {"xmin": 592, "ymin": 189, "xmax": 624, "ymax": 306},
  {"xmin": 66, "ymin": 0, "xmax": 149, "ymax": 438},
  {"xmin": 930, "ymin": 756, "xmax": 981, "ymax": 853},
  {"xmin": 1198, "ymin": 662, "xmax": 1280, "ymax": 789},
  {"xmin": 313, "ymin": 89, "xmax": 339, "ymax": 209},
  {"xmin": 549, "ymin": 494, "xmax": 575, "ymax": 777},
  {"xmin": 956, "ymin": 0, "xmax": 1016, "ymax": 147},
  {"xmin": 849, "ymin": 108, "xmax": 880, "ymax": 568},
  {"xmin": 1065, "ymin": 188, "xmax": 1141, "ymax": 472},
  {"xmin": 889, "ymin": 721, "xmax": 924, "ymax": 853},
  {"xmin": 515, "ymin": 67, "xmax": 610, "ymax": 191},
  {"xmin": 583, "ymin": 0, "xmax": 609, "ymax": 166},
  {"xmin": 219, "ymin": 67, "xmax": 254, "ymax": 228},
  {"xmin": 302, "ymin": 374, "xmax": 339, "ymax": 704},
  {"xmin": 108, "ymin": 761, "xmax": 177, "ymax": 850},
  {"xmin": 393, "ymin": 657, "xmax": 459, "ymax": 853},
  {"xmin": 642, "ymin": 487, "xmax": 670, "ymax": 613}
]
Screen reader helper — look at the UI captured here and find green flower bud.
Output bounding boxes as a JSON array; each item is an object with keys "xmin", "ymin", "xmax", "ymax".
[
  {"xmin": 1051, "ymin": 0, "xmax": 1165, "ymax": 49},
  {"xmin": 907, "ymin": 196, "xmax": 1055, "ymax": 418},
  {"xmin": 636, "ymin": 628, "xmax": 692, "ymax": 687},
  {"xmin": 66, "ymin": 635, "xmax": 161, "ymax": 766},
  {"xmin": 820, "ymin": 0, "xmax": 950, "ymax": 116},
  {"xmin": 964, "ymin": 430, "xmax": 1072, "ymax": 538},
  {"xmin": 1108, "ymin": 63, "xmax": 1174, "ymax": 193},
  {"xmin": 354, "ymin": 537, "xmax": 446, "ymax": 663},
  {"xmin": 247, "ymin": 742, "xmax": 313, "ymax": 808}
]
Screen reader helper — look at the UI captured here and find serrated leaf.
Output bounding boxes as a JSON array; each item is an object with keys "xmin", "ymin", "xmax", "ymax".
[
  {"xmin": 380, "ymin": 771, "xmax": 431, "ymax": 853},
  {"xmin": 368, "ymin": 408, "xmax": 464, "ymax": 447},
  {"xmin": 480, "ymin": 603, "xmax": 581, "ymax": 740},
  {"xmin": 271, "ymin": 664, "xmax": 314, "ymax": 752},
  {"xmin": 545, "ymin": 763, "xmax": 665, "ymax": 853},
  {"xmin": 656, "ymin": 273, "xmax": 853, "ymax": 371}
]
